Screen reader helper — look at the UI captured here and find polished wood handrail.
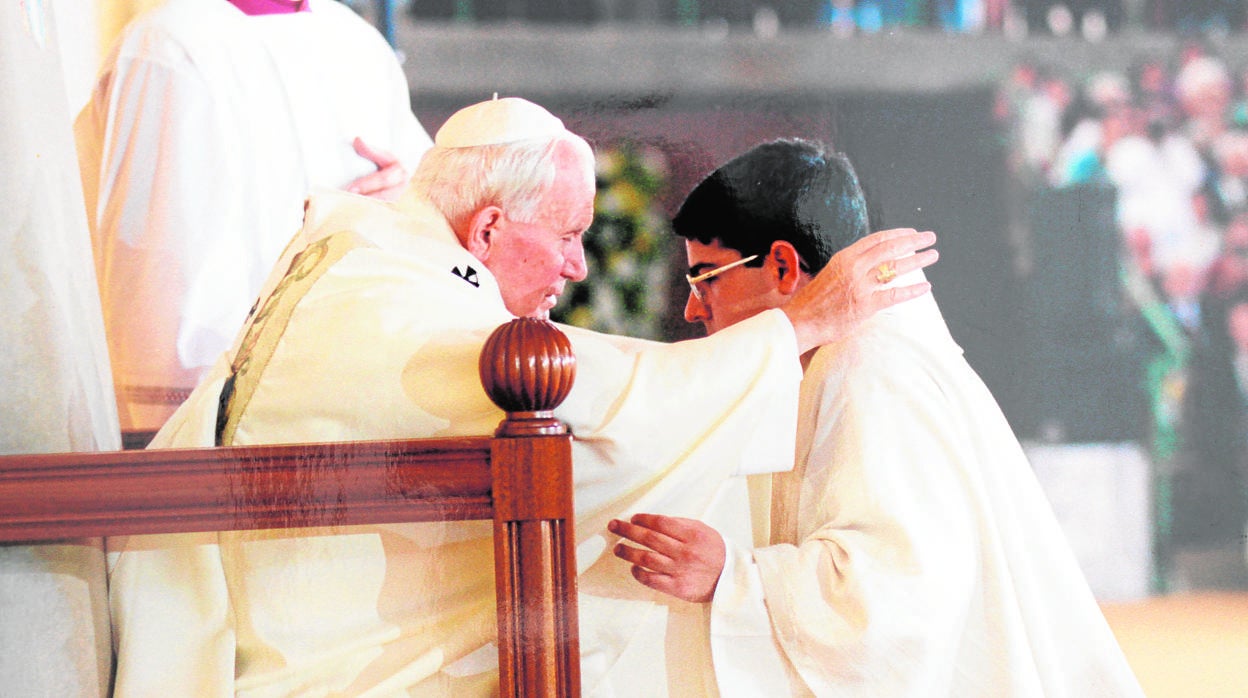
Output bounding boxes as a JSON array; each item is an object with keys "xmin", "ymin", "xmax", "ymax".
[
  {"xmin": 0, "ymin": 318, "xmax": 581, "ymax": 697},
  {"xmin": 0, "ymin": 437, "xmax": 495, "ymax": 543}
]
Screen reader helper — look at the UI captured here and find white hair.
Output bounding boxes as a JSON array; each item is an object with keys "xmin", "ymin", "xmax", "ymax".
[{"xmin": 410, "ymin": 134, "xmax": 594, "ymax": 232}]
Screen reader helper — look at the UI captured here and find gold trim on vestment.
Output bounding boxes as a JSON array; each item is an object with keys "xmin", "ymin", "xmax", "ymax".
[{"xmin": 218, "ymin": 231, "xmax": 371, "ymax": 446}]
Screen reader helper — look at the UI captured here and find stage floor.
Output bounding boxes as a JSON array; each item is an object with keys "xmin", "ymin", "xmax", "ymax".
[{"xmin": 1102, "ymin": 592, "xmax": 1248, "ymax": 697}]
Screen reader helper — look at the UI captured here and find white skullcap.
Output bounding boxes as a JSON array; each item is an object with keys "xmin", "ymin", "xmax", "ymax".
[{"xmin": 434, "ymin": 96, "xmax": 568, "ymax": 148}]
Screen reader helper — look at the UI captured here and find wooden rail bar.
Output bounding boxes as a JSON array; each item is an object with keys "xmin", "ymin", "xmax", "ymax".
[
  {"xmin": 0, "ymin": 317, "xmax": 582, "ymax": 697},
  {"xmin": 0, "ymin": 437, "xmax": 494, "ymax": 543}
]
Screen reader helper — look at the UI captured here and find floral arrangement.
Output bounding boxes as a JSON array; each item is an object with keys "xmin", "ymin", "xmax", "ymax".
[{"xmin": 552, "ymin": 142, "xmax": 675, "ymax": 341}]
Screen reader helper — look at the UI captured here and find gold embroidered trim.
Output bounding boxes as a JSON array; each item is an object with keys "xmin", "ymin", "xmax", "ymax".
[{"xmin": 218, "ymin": 231, "xmax": 370, "ymax": 445}]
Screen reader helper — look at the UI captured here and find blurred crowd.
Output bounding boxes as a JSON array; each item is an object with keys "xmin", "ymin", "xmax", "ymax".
[
  {"xmin": 405, "ymin": 0, "xmax": 1248, "ymax": 37},
  {"xmin": 996, "ymin": 45, "xmax": 1248, "ymax": 549}
]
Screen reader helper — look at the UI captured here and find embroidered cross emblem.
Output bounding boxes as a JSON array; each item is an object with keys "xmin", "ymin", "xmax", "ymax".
[{"xmin": 452, "ymin": 265, "xmax": 480, "ymax": 288}]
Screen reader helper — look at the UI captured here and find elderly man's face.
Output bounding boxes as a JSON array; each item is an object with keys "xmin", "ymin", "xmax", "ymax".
[{"xmin": 492, "ymin": 142, "xmax": 594, "ymax": 318}]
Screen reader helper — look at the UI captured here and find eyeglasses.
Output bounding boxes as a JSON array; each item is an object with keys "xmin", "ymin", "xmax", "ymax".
[{"xmin": 686, "ymin": 254, "xmax": 760, "ymax": 302}]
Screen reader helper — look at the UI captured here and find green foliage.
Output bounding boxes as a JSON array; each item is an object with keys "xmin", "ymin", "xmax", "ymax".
[{"xmin": 552, "ymin": 142, "xmax": 675, "ymax": 340}]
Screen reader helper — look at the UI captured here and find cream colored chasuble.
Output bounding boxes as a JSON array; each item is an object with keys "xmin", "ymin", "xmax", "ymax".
[{"xmin": 109, "ymin": 191, "xmax": 802, "ymax": 696}]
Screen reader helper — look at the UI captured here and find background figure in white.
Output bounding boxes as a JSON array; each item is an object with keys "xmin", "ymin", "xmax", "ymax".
[
  {"xmin": 1050, "ymin": 69, "xmax": 1132, "ymax": 185},
  {"xmin": 0, "ymin": 2, "xmax": 121, "ymax": 696},
  {"xmin": 1019, "ymin": 68, "xmax": 1072, "ymax": 178},
  {"xmin": 76, "ymin": 0, "xmax": 433, "ymax": 432},
  {"xmin": 1175, "ymin": 54, "xmax": 1233, "ymax": 152},
  {"xmin": 1104, "ymin": 107, "xmax": 1205, "ymax": 277}
]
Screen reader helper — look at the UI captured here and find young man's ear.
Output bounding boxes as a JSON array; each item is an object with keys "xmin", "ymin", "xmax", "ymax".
[
  {"xmin": 770, "ymin": 240, "xmax": 805, "ymax": 295},
  {"xmin": 464, "ymin": 206, "xmax": 504, "ymax": 261}
]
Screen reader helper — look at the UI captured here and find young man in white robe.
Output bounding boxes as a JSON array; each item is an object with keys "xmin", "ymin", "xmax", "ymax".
[
  {"xmin": 108, "ymin": 99, "xmax": 939, "ymax": 695},
  {"xmin": 611, "ymin": 139, "xmax": 1145, "ymax": 697}
]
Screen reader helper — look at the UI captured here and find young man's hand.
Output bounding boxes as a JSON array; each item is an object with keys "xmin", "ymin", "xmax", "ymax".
[{"xmin": 609, "ymin": 513, "xmax": 727, "ymax": 603}]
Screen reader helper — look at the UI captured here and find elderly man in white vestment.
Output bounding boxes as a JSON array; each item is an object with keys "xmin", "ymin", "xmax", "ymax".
[
  {"xmin": 611, "ymin": 140, "xmax": 1146, "ymax": 696},
  {"xmin": 107, "ymin": 99, "xmax": 939, "ymax": 696}
]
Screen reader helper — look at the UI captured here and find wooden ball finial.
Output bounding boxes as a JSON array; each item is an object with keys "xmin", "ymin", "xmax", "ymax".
[{"xmin": 479, "ymin": 318, "xmax": 576, "ymax": 436}]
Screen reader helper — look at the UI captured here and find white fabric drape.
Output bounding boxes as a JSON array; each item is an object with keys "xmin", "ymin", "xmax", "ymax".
[
  {"xmin": 0, "ymin": 2, "xmax": 121, "ymax": 696},
  {"xmin": 75, "ymin": 0, "xmax": 432, "ymax": 430},
  {"xmin": 709, "ymin": 279, "xmax": 1145, "ymax": 697}
]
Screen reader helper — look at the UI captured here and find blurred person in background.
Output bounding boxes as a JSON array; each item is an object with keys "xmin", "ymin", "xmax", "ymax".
[
  {"xmin": 1175, "ymin": 290, "xmax": 1248, "ymax": 549},
  {"xmin": 75, "ymin": 0, "xmax": 433, "ymax": 435},
  {"xmin": 996, "ymin": 62, "xmax": 1072, "ymax": 181},
  {"xmin": 1021, "ymin": 0, "xmax": 1125, "ymax": 37},
  {"xmin": 1157, "ymin": 212, "xmax": 1222, "ymax": 334},
  {"xmin": 1130, "ymin": 55, "xmax": 1182, "ymax": 133},
  {"xmin": 1175, "ymin": 53, "xmax": 1233, "ymax": 151},
  {"xmin": 1105, "ymin": 110, "xmax": 1205, "ymax": 277},
  {"xmin": 1051, "ymin": 70, "xmax": 1134, "ymax": 185},
  {"xmin": 1203, "ymin": 211, "xmax": 1248, "ymax": 332},
  {"xmin": 1207, "ymin": 127, "xmax": 1248, "ymax": 221}
]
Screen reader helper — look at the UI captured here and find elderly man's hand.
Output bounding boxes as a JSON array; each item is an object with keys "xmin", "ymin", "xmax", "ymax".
[
  {"xmin": 344, "ymin": 137, "xmax": 409, "ymax": 201},
  {"xmin": 608, "ymin": 513, "xmax": 726, "ymax": 603},
  {"xmin": 783, "ymin": 228, "xmax": 938, "ymax": 353}
]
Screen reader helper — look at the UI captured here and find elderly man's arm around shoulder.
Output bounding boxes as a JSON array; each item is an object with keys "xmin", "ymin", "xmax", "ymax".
[{"xmin": 783, "ymin": 228, "xmax": 937, "ymax": 354}]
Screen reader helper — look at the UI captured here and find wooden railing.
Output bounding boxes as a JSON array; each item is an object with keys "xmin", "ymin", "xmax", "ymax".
[{"xmin": 0, "ymin": 318, "xmax": 580, "ymax": 697}]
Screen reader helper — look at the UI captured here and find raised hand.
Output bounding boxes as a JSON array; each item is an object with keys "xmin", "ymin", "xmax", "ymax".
[
  {"xmin": 344, "ymin": 137, "xmax": 409, "ymax": 201},
  {"xmin": 783, "ymin": 228, "xmax": 938, "ymax": 353}
]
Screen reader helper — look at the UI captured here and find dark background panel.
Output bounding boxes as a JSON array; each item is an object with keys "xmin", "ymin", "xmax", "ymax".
[{"xmin": 1017, "ymin": 185, "xmax": 1151, "ymax": 442}]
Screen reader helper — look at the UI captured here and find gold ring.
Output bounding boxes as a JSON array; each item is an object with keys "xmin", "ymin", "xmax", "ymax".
[{"xmin": 875, "ymin": 262, "xmax": 897, "ymax": 284}]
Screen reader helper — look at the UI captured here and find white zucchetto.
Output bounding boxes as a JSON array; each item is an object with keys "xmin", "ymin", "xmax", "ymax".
[{"xmin": 434, "ymin": 96, "xmax": 567, "ymax": 148}]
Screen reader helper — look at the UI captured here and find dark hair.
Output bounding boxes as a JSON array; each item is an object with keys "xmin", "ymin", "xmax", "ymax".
[{"xmin": 672, "ymin": 139, "xmax": 869, "ymax": 273}]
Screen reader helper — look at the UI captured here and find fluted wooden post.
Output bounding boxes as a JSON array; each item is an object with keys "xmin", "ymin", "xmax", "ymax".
[{"xmin": 479, "ymin": 318, "xmax": 579, "ymax": 698}]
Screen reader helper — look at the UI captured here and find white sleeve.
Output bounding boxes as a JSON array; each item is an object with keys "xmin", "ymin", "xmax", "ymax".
[
  {"xmin": 747, "ymin": 336, "xmax": 981, "ymax": 696},
  {"xmin": 382, "ymin": 50, "xmax": 432, "ymax": 170},
  {"xmin": 555, "ymin": 308, "xmax": 802, "ymax": 521},
  {"xmin": 332, "ymin": 0, "xmax": 431, "ymax": 171},
  {"xmin": 709, "ymin": 540, "xmax": 806, "ymax": 697},
  {"xmin": 79, "ymin": 49, "xmax": 250, "ymax": 377}
]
